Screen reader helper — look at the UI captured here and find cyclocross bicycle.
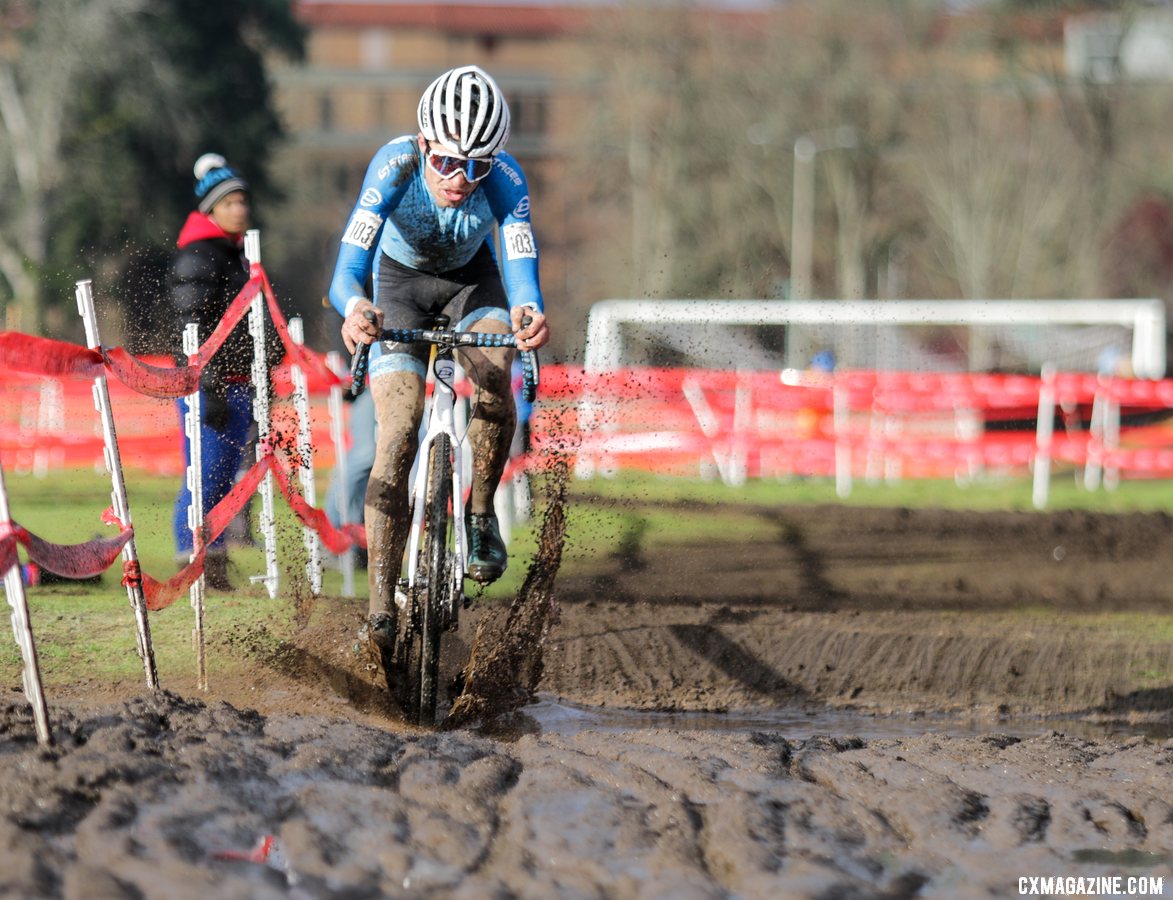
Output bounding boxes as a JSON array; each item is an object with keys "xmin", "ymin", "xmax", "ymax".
[{"xmin": 350, "ymin": 311, "xmax": 539, "ymax": 725}]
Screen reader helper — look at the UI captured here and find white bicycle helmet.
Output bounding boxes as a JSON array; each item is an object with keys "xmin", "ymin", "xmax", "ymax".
[{"xmin": 417, "ymin": 64, "xmax": 510, "ymax": 158}]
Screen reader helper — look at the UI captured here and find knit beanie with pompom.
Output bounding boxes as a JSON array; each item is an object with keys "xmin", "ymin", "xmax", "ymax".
[{"xmin": 193, "ymin": 153, "xmax": 248, "ymax": 215}]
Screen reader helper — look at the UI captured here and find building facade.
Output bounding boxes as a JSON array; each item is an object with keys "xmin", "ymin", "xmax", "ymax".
[{"xmin": 266, "ymin": 0, "xmax": 602, "ymax": 352}]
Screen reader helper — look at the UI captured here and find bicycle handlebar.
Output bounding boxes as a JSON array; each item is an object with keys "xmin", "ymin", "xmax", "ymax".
[{"xmin": 348, "ymin": 311, "xmax": 540, "ymax": 403}]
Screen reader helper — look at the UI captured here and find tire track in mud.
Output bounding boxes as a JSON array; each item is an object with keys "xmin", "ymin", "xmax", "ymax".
[
  {"xmin": 539, "ymin": 596, "xmax": 1173, "ymax": 718},
  {"xmin": 470, "ymin": 730, "xmax": 945, "ymax": 896},
  {"xmin": 477, "ymin": 734, "xmax": 715, "ymax": 897},
  {"xmin": 3, "ymin": 693, "xmax": 1172, "ymax": 898},
  {"xmin": 545, "ymin": 612, "xmax": 798, "ymax": 710},
  {"xmin": 597, "ymin": 628, "xmax": 658, "ymax": 694}
]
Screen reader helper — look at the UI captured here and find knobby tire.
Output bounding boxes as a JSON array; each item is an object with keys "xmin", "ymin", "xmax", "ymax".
[
  {"xmin": 391, "ymin": 582, "xmax": 417, "ymax": 718},
  {"xmin": 416, "ymin": 434, "xmax": 452, "ymax": 725}
]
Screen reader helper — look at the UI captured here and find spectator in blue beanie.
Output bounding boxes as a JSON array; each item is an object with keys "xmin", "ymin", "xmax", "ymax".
[{"xmin": 168, "ymin": 153, "xmax": 257, "ymax": 590}]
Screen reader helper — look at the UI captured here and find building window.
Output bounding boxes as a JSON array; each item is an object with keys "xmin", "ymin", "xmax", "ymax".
[
  {"xmin": 510, "ymin": 92, "xmax": 547, "ymax": 139},
  {"xmin": 374, "ymin": 91, "xmax": 388, "ymax": 130},
  {"xmin": 319, "ymin": 92, "xmax": 334, "ymax": 131},
  {"xmin": 360, "ymin": 29, "xmax": 392, "ymax": 70}
]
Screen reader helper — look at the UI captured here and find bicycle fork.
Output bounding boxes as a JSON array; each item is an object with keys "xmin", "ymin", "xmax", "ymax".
[{"xmin": 405, "ymin": 354, "xmax": 467, "ymax": 603}]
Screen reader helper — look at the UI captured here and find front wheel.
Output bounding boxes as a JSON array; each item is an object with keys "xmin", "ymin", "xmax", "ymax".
[{"xmin": 416, "ymin": 434, "xmax": 452, "ymax": 726}]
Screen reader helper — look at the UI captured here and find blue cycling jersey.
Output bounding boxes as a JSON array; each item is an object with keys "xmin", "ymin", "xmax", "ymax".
[{"xmin": 328, "ymin": 135, "xmax": 544, "ymax": 318}]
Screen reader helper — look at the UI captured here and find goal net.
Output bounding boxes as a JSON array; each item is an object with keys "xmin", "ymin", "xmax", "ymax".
[
  {"xmin": 582, "ymin": 298, "xmax": 1167, "ymax": 379},
  {"xmin": 566, "ymin": 297, "xmax": 1168, "ymax": 485}
]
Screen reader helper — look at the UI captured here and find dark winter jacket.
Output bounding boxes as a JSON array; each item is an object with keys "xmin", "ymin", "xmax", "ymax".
[
  {"xmin": 167, "ymin": 212, "xmax": 285, "ymax": 426},
  {"xmin": 168, "ymin": 211, "xmax": 253, "ymax": 384}
]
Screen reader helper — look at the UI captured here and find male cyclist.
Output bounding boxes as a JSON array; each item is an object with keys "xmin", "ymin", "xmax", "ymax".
[{"xmin": 328, "ymin": 64, "xmax": 550, "ymax": 646}]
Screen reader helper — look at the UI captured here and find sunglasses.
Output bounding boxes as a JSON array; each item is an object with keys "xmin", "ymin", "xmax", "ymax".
[{"xmin": 425, "ymin": 149, "xmax": 493, "ymax": 183}]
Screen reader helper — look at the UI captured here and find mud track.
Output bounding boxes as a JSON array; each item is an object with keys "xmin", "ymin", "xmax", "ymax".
[{"xmin": 3, "ymin": 501, "xmax": 1173, "ymax": 897}]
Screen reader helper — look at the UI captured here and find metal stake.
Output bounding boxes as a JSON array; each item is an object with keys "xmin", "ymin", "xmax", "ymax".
[
  {"xmin": 183, "ymin": 323, "xmax": 208, "ymax": 690},
  {"xmin": 289, "ymin": 318, "xmax": 322, "ymax": 594},
  {"xmin": 0, "ymin": 460, "xmax": 53, "ymax": 745},
  {"xmin": 245, "ymin": 230, "xmax": 279, "ymax": 597},
  {"xmin": 75, "ymin": 279, "xmax": 158, "ymax": 689},
  {"xmin": 326, "ymin": 351, "xmax": 356, "ymax": 597}
]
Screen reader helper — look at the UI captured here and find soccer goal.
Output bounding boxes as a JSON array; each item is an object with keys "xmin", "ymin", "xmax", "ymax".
[
  {"xmin": 571, "ymin": 297, "xmax": 1168, "ymax": 486},
  {"xmin": 582, "ymin": 298, "xmax": 1167, "ymax": 379}
]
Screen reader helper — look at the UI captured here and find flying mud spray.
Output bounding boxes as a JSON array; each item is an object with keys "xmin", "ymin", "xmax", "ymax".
[{"xmin": 444, "ymin": 455, "xmax": 569, "ymax": 729}]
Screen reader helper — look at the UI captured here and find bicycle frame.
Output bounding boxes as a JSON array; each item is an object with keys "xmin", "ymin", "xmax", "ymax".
[{"xmin": 405, "ymin": 348, "xmax": 466, "ymax": 604}]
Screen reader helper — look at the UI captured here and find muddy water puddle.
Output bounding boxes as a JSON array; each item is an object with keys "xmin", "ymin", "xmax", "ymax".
[{"xmin": 523, "ymin": 693, "xmax": 1173, "ymax": 741}]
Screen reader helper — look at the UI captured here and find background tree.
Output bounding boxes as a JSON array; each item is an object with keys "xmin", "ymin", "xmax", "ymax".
[
  {"xmin": 0, "ymin": 0, "xmax": 149, "ymax": 334},
  {"xmin": 570, "ymin": 1, "xmax": 1173, "ymax": 324},
  {"xmin": 0, "ymin": 0, "xmax": 303, "ymax": 340},
  {"xmin": 572, "ymin": 1, "xmax": 935, "ymax": 310}
]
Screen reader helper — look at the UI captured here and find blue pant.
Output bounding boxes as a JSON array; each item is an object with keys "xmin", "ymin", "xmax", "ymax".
[
  {"xmin": 324, "ymin": 387, "xmax": 376, "ymax": 528},
  {"xmin": 173, "ymin": 384, "xmax": 253, "ymax": 554}
]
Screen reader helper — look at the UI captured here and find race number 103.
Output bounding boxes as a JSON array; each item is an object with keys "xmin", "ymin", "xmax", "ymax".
[
  {"xmin": 342, "ymin": 210, "xmax": 383, "ymax": 250},
  {"xmin": 502, "ymin": 223, "xmax": 537, "ymax": 260}
]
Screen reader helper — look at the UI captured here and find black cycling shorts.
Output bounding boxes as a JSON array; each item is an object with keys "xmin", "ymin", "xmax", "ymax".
[{"xmin": 369, "ymin": 242, "xmax": 510, "ymax": 380}]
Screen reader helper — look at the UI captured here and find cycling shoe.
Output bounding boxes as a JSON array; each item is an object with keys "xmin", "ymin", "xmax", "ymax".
[
  {"xmin": 362, "ymin": 612, "xmax": 396, "ymax": 653},
  {"xmin": 466, "ymin": 512, "xmax": 507, "ymax": 584}
]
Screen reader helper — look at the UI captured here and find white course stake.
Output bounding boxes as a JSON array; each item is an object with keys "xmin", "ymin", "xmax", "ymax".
[
  {"xmin": 1103, "ymin": 393, "xmax": 1121, "ymax": 491},
  {"xmin": 182, "ymin": 324, "xmax": 208, "ymax": 691},
  {"xmin": 289, "ymin": 318, "xmax": 322, "ymax": 595},
  {"xmin": 33, "ymin": 378, "xmax": 64, "ymax": 477},
  {"xmin": 245, "ymin": 230, "xmax": 279, "ymax": 598},
  {"xmin": 0, "ymin": 460, "xmax": 52, "ymax": 745},
  {"xmin": 833, "ymin": 382, "xmax": 852, "ymax": 499},
  {"xmin": 76, "ymin": 280, "xmax": 159, "ymax": 689},
  {"xmin": 1084, "ymin": 384, "xmax": 1106, "ymax": 493},
  {"xmin": 326, "ymin": 351, "xmax": 356, "ymax": 597},
  {"xmin": 1032, "ymin": 364, "xmax": 1057, "ymax": 511}
]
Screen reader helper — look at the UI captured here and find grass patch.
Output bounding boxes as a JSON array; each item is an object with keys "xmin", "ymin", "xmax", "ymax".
[
  {"xmin": 4, "ymin": 464, "xmax": 1173, "ymax": 690},
  {"xmin": 0, "ymin": 586, "xmax": 300, "ymax": 689}
]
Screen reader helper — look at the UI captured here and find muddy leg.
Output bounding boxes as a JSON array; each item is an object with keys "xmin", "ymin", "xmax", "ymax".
[
  {"xmin": 460, "ymin": 337, "xmax": 516, "ymax": 516},
  {"xmin": 365, "ymin": 371, "xmax": 425, "ymax": 618}
]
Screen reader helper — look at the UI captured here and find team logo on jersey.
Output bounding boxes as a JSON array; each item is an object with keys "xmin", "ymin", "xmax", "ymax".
[
  {"xmin": 494, "ymin": 157, "xmax": 523, "ymax": 187},
  {"xmin": 361, "ymin": 188, "xmax": 383, "ymax": 207},
  {"xmin": 512, "ymin": 196, "xmax": 531, "ymax": 219},
  {"xmin": 378, "ymin": 149, "xmax": 416, "ymax": 182}
]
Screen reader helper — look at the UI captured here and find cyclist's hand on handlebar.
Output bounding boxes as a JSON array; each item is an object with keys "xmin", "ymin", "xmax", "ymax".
[
  {"xmin": 510, "ymin": 306, "xmax": 549, "ymax": 351},
  {"xmin": 341, "ymin": 300, "xmax": 383, "ymax": 353}
]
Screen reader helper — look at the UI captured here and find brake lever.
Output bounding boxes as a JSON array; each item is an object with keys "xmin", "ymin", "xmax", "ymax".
[
  {"xmin": 517, "ymin": 312, "xmax": 539, "ymax": 404},
  {"xmin": 349, "ymin": 308, "xmax": 378, "ymax": 399}
]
